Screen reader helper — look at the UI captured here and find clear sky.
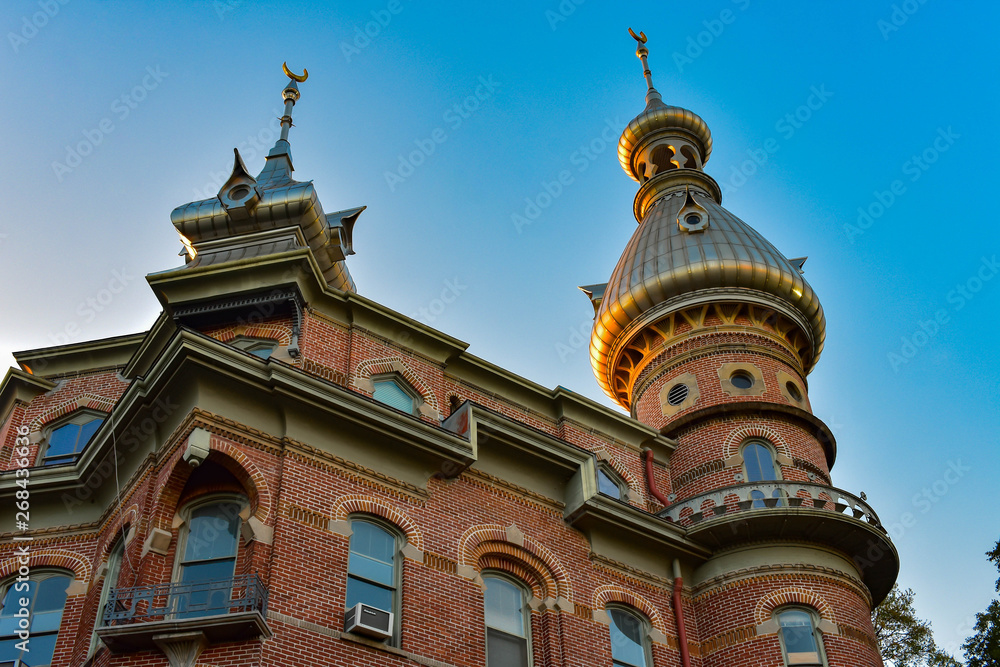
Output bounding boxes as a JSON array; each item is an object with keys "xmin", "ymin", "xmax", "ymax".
[{"xmin": 1, "ymin": 0, "xmax": 997, "ymax": 656}]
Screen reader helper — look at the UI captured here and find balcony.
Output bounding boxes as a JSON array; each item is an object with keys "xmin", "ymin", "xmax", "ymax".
[
  {"xmin": 659, "ymin": 482, "xmax": 898, "ymax": 603},
  {"xmin": 96, "ymin": 574, "xmax": 271, "ymax": 653}
]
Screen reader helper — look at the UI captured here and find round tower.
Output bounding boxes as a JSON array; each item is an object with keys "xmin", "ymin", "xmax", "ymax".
[{"xmin": 585, "ymin": 31, "xmax": 897, "ymax": 667}]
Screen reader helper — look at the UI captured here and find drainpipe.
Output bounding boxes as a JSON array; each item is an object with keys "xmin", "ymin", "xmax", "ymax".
[
  {"xmin": 642, "ymin": 448, "xmax": 671, "ymax": 507},
  {"xmin": 672, "ymin": 559, "xmax": 692, "ymax": 667},
  {"xmin": 643, "ymin": 449, "xmax": 692, "ymax": 667}
]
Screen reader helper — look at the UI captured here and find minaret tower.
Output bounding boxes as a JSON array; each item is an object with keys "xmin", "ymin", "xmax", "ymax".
[{"xmin": 584, "ymin": 31, "xmax": 897, "ymax": 666}]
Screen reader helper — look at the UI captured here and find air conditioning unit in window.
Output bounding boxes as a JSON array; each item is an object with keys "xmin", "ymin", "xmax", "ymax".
[{"xmin": 344, "ymin": 602, "xmax": 393, "ymax": 640}]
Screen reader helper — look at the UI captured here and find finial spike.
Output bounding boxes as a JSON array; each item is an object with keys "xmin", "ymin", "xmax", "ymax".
[
  {"xmin": 265, "ymin": 61, "xmax": 309, "ymax": 169},
  {"xmin": 628, "ymin": 28, "xmax": 663, "ymax": 107}
]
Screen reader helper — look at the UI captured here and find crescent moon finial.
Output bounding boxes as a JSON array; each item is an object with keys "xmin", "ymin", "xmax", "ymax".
[
  {"xmin": 282, "ymin": 62, "xmax": 309, "ymax": 83},
  {"xmin": 628, "ymin": 28, "xmax": 647, "ymax": 44}
]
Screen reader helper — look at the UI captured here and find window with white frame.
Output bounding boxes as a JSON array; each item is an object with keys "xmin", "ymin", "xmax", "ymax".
[{"xmin": 483, "ymin": 574, "xmax": 531, "ymax": 667}]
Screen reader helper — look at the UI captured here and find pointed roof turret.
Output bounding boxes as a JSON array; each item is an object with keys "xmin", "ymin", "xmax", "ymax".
[{"xmin": 170, "ymin": 63, "xmax": 365, "ymax": 293}]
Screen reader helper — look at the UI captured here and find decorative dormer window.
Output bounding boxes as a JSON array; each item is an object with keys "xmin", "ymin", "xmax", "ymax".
[
  {"xmin": 41, "ymin": 410, "xmax": 105, "ymax": 466},
  {"xmin": 231, "ymin": 336, "xmax": 278, "ymax": 360},
  {"xmin": 371, "ymin": 376, "xmax": 420, "ymax": 415}
]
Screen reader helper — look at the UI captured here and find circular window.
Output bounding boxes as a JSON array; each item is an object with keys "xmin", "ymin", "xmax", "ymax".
[
  {"xmin": 666, "ymin": 383, "xmax": 689, "ymax": 406},
  {"xmin": 730, "ymin": 371, "xmax": 754, "ymax": 389},
  {"xmin": 786, "ymin": 381, "xmax": 803, "ymax": 401},
  {"xmin": 229, "ymin": 185, "xmax": 251, "ymax": 200},
  {"xmin": 685, "ymin": 213, "xmax": 702, "ymax": 226}
]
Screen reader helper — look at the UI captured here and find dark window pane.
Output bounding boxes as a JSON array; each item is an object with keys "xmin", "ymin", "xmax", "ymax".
[
  {"xmin": 0, "ymin": 637, "xmax": 23, "ymax": 660},
  {"xmin": 598, "ymin": 470, "xmax": 622, "ymax": 498},
  {"xmin": 780, "ymin": 610, "xmax": 819, "ymax": 654},
  {"xmin": 346, "ymin": 577, "xmax": 393, "ymax": 612},
  {"xmin": 47, "ymin": 424, "xmax": 81, "ymax": 458},
  {"xmin": 184, "ymin": 502, "xmax": 241, "ymax": 562},
  {"xmin": 485, "ymin": 577, "xmax": 525, "ymax": 637},
  {"xmin": 1, "ymin": 580, "xmax": 35, "ymax": 617},
  {"xmin": 19, "ymin": 632, "xmax": 56, "ymax": 666},
  {"xmin": 33, "ymin": 575, "xmax": 70, "ymax": 612},
  {"xmin": 180, "ymin": 558, "xmax": 236, "ymax": 584},
  {"xmin": 486, "ymin": 627, "xmax": 529, "ymax": 667},
  {"xmin": 77, "ymin": 418, "xmax": 103, "ymax": 449},
  {"xmin": 28, "ymin": 609, "xmax": 63, "ymax": 634},
  {"xmin": 609, "ymin": 608, "xmax": 647, "ymax": 666},
  {"xmin": 745, "ymin": 443, "xmax": 776, "ymax": 482},
  {"xmin": 248, "ymin": 346, "xmax": 274, "ymax": 359}
]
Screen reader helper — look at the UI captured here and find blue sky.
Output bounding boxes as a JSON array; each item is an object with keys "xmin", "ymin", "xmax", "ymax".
[{"xmin": 1, "ymin": 0, "xmax": 997, "ymax": 655}]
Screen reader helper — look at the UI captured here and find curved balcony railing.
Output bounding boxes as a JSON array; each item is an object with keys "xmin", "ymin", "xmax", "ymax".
[{"xmin": 657, "ymin": 482, "xmax": 886, "ymax": 533}]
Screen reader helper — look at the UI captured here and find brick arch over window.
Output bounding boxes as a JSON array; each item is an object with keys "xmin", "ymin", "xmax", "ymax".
[
  {"xmin": 152, "ymin": 434, "xmax": 271, "ymax": 530},
  {"xmin": 353, "ymin": 356, "xmax": 440, "ymax": 414},
  {"xmin": 100, "ymin": 503, "xmax": 139, "ymax": 555},
  {"xmin": 29, "ymin": 394, "xmax": 116, "ymax": 431},
  {"xmin": 723, "ymin": 424, "xmax": 791, "ymax": 460},
  {"xmin": 0, "ymin": 549, "xmax": 91, "ymax": 584},
  {"xmin": 459, "ymin": 524, "xmax": 571, "ymax": 600},
  {"xmin": 211, "ymin": 323, "xmax": 293, "ymax": 346},
  {"xmin": 593, "ymin": 584, "xmax": 668, "ymax": 635},
  {"xmin": 754, "ymin": 587, "xmax": 835, "ymax": 625},
  {"xmin": 332, "ymin": 495, "xmax": 423, "ymax": 552}
]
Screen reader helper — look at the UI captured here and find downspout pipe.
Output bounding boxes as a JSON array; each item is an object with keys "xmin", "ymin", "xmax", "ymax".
[
  {"xmin": 642, "ymin": 448, "xmax": 671, "ymax": 507},
  {"xmin": 672, "ymin": 559, "xmax": 692, "ymax": 667},
  {"xmin": 642, "ymin": 449, "xmax": 692, "ymax": 667}
]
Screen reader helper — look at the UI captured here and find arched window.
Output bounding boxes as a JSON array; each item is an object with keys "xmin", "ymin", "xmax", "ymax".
[
  {"xmin": 742, "ymin": 440, "xmax": 783, "ymax": 508},
  {"xmin": 597, "ymin": 466, "xmax": 627, "ymax": 500},
  {"xmin": 0, "ymin": 570, "xmax": 73, "ymax": 664},
  {"xmin": 174, "ymin": 496, "xmax": 245, "ymax": 618},
  {"xmin": 607, "ymin": 605, "xmax": 651, "ymax": 667},
  {"xmin": 776, "ymin": 607, "xmax": 827, "ymax": 666},
  {"xmin": 742, "ymin": 441, "xmax": 779, "ymax": 482},
  {"xmin": 346, "ymin": 518, "xmax": 400, "ymax": 643},
  {"xmin": 372, "ymin": 376, "xmax": 419, "ymax": 415},
  {"xmin": 40, "ymin": 410, "xmax": 105, "ymax": 466},
  {"xmin": 91, "ymin": 536, "xmax": 126, "ymax": 654},
  {"xmin": 483, "ymin": 574, "xmax": 531, "ymax": 667}
]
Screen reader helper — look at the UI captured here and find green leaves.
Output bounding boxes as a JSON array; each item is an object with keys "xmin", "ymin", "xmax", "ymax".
[{"xmin": 873, "ymin": 585, "xmax": 960, "ymax": 667}]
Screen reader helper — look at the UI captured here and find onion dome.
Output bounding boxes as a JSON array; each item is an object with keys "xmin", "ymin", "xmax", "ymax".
[{"xmin": 585, "ymin": 32, "xmax": 825, "ymax": 408}]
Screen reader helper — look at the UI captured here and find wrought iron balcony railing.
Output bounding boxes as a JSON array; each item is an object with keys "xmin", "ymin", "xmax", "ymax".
[
  {"xmin": 102, "ymin": 574, "xmax": 268, "ymax": 626},
  {"xmin": 657, "ymin": 481, "xmax": 886, "ymax": 532}
]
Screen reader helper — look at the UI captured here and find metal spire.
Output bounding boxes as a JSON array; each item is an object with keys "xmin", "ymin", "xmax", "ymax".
[
  {"xmin": 628, "ymin": 28, "xmax": 663, "ymax": 108},
  {"xmin": 259, "ymin": 63, "xmax": 308, "ymax": 186},
  {"xmin": 267, "ymin": 63, "xmax": 308, "ymax": 160}
]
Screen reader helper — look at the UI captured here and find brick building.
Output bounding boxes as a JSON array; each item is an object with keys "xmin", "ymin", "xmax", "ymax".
[{"xmin": 0, "ymin": 39, "xmax": 896, "ymax": 667}]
